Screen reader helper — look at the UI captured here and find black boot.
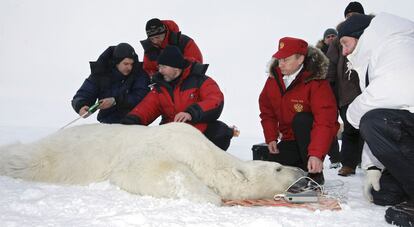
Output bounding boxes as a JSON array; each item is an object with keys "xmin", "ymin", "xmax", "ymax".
[
  {"xmin": 385, "ymin": 201, "xmax": 414, "ymax": 227},
  {"xmin": 307, "ymin": 172, "xmax": 325, "ymax": 185}
]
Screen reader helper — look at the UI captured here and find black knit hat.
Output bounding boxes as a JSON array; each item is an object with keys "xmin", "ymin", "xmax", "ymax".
[
  {"xmin": 338, "ymin": 14, "xmax": 373, "ymax": 39},
  {"xmin": 146, "ymin": 18, "xmax": 166, "ymax": 37},
  {"xmin": 157, "ymin": 45, "xmax": 186, "ymax": 69},
  {"xmin": 113, "ymin": 43, "xmax": 137, "ymax": 64},
  {"xmin": 344, "ymin": 2, "xmax": 365, "ymax": 18}
]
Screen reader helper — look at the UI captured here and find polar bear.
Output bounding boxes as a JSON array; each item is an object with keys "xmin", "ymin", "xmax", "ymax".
[{"xmin": 0, "ymin": 123, "xmax": 304, "ymax": 205}]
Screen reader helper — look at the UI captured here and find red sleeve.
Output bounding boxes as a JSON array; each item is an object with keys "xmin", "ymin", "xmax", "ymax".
[
  {"xmin": 308, "ymin": 81, "xmax": 339, "ymax": 159},
  {"xmin": 128, "ymin": 90, "xmax": 161, "ymax": 125},
  {"xmin": 142, "ymin": 55, "xmax": 158, "ymax": 76},
  {"xmin": 259, "ymin": 78, "xmax": 279, "ymax": 144},
  {"xmin": 185, "ymin": 77, "xmax": 224, "ymax": 122},
  {"xmin": 183, "ymin": 39, "xmax": 203, "ymax": 63}
]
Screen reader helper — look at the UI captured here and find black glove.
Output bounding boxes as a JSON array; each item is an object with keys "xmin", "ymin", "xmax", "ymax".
[{"xmin": 121, "ymin": 115, "xmax": 141, "ymax": 125}]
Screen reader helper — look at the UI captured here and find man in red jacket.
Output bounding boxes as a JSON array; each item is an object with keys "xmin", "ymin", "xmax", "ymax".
[
  {"xmin": 259, "ymin": 37, "xmax": 339, "ymax": 184},
  {"xmin": 140, "ymin": 18, "xmax": 203, "ymax": 76},
  {"xmin": 121, "ymin": 46, "xmax": 235, "ymax": 151}
]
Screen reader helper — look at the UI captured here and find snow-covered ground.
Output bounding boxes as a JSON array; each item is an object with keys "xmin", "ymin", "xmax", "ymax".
[
  {"xmin": 2, "ymin": 0, "xmax": 413, "ymax": 226},
  {"xmin": 0, "ymin": 126, "xmax": 390, "ymax": 227}
]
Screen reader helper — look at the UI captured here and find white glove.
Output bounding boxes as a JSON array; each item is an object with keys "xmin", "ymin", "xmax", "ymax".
[{"xmin": 363, "ymin": 169, "xmax": 381, "ymax": 202}]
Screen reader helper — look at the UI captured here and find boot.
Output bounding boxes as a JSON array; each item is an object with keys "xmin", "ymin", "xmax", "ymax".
[
  {"xmin": 385, "ymin": 201, "xmax": 414, "ymax": 227},
  {"xmin": 338, "ymin": 166, "xmax": 356, "ymax": 176},
  {"xmin": 307, "ymin": 172, "xmax": 325, "ymax": 185}
]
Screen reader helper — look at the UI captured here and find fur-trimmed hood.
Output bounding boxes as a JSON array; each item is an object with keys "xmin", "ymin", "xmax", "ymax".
[{"xmin": 269, "ymin": 46, "xmax": 329, "ymax": 83}]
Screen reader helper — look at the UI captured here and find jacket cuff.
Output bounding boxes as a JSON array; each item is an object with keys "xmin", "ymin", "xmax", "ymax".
[{"xmin": 185, "ymin": 104, "xmax": 201, "ymax": 123}]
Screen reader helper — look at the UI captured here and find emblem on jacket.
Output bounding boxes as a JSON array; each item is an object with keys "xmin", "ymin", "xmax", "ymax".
[{"xmin": 293, "ymin": 103, "xmax": 303, "ymax": 112}]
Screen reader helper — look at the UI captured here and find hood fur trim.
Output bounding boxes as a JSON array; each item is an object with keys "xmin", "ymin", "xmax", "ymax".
[{"xmin": 269, "ymin": 46, "xmax": 329, "ymax": 83}]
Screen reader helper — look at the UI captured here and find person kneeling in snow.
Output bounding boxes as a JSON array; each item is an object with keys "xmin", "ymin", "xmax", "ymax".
[
  {"xmin": 338, "ymin": 13, "xmax": 414, "ymax": 227},
  {"xmin": 259, "ymin": 37, "xmax": 339, "ymax": 185},
  {"xmin": 71, "ymin": 43, "xmax": 150, "ymax": 124},
  {"xmin": 121, "ymin": 46, "xmax": 236, "ymax": 151}
]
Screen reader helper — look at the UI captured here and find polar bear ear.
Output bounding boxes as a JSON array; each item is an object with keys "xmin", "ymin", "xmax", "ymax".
[{"xmin": 232, "ymin": 168, "xmax": 249, "ymax": 182}]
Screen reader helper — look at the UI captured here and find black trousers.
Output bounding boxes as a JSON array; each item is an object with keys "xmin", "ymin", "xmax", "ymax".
[
  {"xmin": 360, "ymin": 109, "xmax": 414, "ymax": 202},
  {"xmin": 204, "ymin": 120, "xmax": 233, "ymax": 151},
  {"xmin": 339, "ymin": 104, "xmax": 363, "ymax": 168},
  {"xmin": 267, "ymin": 112, "xmax": 336, "ymax": 172}
]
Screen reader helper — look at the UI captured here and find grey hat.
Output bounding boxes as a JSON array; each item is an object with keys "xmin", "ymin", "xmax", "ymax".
[{"xmin": 323, "ymin": 28, "xmax": 338, "ymax": 39}]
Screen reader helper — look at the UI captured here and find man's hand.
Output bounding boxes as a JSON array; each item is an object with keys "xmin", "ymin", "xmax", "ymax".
[
  {"xmin": 307, "ymin": 156, "xmax": 323, "ymax": 173},
  {"xmin": 364, "ymin": 168, "xmax": 381, "ymax": 202},
  {"xmin": 99, "ymin": 97, "xmax": 116, "ymax": 110},
  {"xmin": 174, "ymin": 112, "xmax": 192, "ymax": 122},
  {"xmin": 79, "ymin": 106, "xmax": 90, "ymax": 118},
  {"xmin": 268, "ymin": 141, "xmax": 279, "ymax": 154}
]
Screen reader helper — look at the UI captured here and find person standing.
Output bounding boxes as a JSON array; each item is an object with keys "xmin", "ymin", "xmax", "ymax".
[
  {"xmin": 316, "ymin": 27, "xmax": 341, "ymax": 169},
  {"xmin": 259, "ymin": 37, "xmax": 339, "ymax": 184},
  {"xmin": 325, "ymin": 1, "xmax": 366, "ymax": 176}
]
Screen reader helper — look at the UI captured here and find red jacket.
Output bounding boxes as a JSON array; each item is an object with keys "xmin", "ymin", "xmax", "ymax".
[
  {"xmin": 128, "ymin": 63, "xmax": 223, "ymax": 132},
  {"xmin": 259, "ymin": 48, "xmax": 339, "ymax": 159},
  {"xmin": 140, "ymin": 20, "xmax": 203, "ymax": 76}
]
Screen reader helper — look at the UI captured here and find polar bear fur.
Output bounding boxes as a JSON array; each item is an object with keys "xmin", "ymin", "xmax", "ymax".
[{"xmin": 0, "ymin": 123, "xmax": 304, "ymax": 205}]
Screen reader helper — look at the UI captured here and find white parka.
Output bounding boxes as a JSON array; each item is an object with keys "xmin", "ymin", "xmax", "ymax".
[{"xmin": 346, "ymin": 13, "xmax": 414, "ymax": 169}]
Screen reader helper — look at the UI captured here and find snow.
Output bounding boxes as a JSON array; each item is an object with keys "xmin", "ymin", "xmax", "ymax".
[
  {"xmin": 1, "ymin": 0, "xmax": 413, "ymax": 226},
  {"xmin": 0, "ymin": 127, "xmax": 390, "ymax": 227}
]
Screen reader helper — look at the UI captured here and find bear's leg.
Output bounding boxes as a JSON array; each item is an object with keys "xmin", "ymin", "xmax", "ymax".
[{"xmin": 109, "ymin": 158, "xmax": 222, "ymax": 205}]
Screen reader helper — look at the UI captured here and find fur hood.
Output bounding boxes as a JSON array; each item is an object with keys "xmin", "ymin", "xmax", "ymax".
[{"xmin": 269, "ymin": 46, "xmax": 329, "ymax": 83}]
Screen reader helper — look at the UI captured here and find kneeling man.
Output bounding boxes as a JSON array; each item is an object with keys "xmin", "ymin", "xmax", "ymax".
[
  {"xmin": 338, "ymin": 13, "xmax": 414, "ymax": 227},
  {"xmin": 259, "ymin": 37, "xmax": 339, "ymax": 185},
  {"xmin": 122, "ymin": 46, "xmax": 235, "ymax": 151}
]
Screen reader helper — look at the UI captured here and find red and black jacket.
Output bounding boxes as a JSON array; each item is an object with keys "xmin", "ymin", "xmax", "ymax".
[
  {"xmin": 125, "ymin": 62, "xmax": 224, "ymax": 133},
  {"xmin": 140, "ymin": 20, "xmax": 203, "ymax": 76},
  {"xmin": 259, "ymin": 47, "xmax": 339, "ymax": 160}
]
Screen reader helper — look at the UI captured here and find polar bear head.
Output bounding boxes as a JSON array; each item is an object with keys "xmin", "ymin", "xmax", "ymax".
[{"xmin": 216, "ymin": 160, "xmax": 305, "ymax": 200}]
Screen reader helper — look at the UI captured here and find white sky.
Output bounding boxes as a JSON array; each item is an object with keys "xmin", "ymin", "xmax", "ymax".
[{"xmin": 1, "ymin": 0, "xmax": 413, "ymax": 136}]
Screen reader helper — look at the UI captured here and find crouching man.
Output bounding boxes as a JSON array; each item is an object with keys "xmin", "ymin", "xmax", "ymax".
[
  {"xmin": 259, "ymin": 37, "xmax": 339, "ymax": 185},
  {"xmin": 338, "ymin": 13, "xmax": 414, "ymax": 226},
  {"xmin": 121, "ymin": 46, "xmax": 235, "ymax": 151}
]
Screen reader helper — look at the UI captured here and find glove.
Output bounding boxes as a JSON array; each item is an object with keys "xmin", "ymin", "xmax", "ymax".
[
  {"xmin": 120, "ymin": 115, "xmax": 141, "ymax": 125},
  {"xmin": 363, "ymin": 168, "xmax": 382, "ymax": 202}
]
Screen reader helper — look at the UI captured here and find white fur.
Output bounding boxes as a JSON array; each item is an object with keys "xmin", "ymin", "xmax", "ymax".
[{"xmin": 0, "ymin": 123, "xmax": 303, "ymax": 205}]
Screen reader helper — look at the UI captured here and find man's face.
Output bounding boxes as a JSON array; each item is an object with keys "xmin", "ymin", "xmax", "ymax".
[
  {"xmin": 278, "ymin": 54, "xmax": 305, "ymax": 75},
  {"xmin": 340, "ymin": 36, "xmax": 358, "ymax": 56},
  {"xmin": 116, "ymin": 58, "xmax": 134, "ymax": 76},
  {"xmin": 149, "ymin": 33, "xmax": 166, "ymax": 47},
  {"xmin": 158, "ymin": 64, "xmax": 181, "ymax": 82},
  {"xmin": 324, "ymin": 34, "xmax": 337, "ymax": 46}
]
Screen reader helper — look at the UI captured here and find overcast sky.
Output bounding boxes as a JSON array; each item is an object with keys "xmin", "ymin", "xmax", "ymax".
[{"xmin": 1, "ymin": 0, "xmax": 413, "ymax": 136}]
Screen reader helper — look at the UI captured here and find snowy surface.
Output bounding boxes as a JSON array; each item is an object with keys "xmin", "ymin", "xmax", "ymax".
[
  {"xmin": 0, "ymin": 126, "xmax": 390, "ymax": 227},
  {"xmin": 2, "ymin": 0, "xmax": 413, "ymax": 226}
]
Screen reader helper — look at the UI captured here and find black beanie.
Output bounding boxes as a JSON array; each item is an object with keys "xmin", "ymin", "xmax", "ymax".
[
  {"xmin": 157, "ymin": 46, "xmax": 186, "ymax": 69},
  {"xmin": 338, "ymin": 14, "xmax": 373, "ymax": 39},
  {"xmin": 344, "ymin": 2, "xmax": 365, "ymax": 18},
  {"xmin": 146, "ymin": 18, "xmax": 166, "ymax": 37},
  {"xmin": 113, "ymin": 43, "xmax": 137, "ymax": 64}
]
